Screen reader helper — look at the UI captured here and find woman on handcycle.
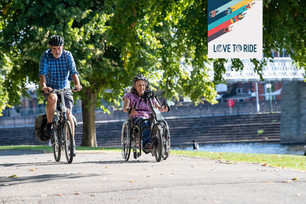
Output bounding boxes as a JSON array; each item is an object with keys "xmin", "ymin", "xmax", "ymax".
[{"xmin": 123, "ymin": 74, "xmax": 169, "ymax": 153}]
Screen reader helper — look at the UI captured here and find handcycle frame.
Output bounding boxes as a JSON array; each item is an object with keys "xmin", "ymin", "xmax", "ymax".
[
  {"xmin": 121, "ymin": 90, "xmax": 170, "ymax": 162},
  {"xmin": 50, "ymin": 88, "xmax": 75, "ymax": 164}
]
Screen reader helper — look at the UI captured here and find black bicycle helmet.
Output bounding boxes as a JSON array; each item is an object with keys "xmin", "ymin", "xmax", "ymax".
[
  {"xmin": 48, "ymin": 35, "xmax": 64, "ymax": 46},
  {"xmin": 132, "ymin": 74, "xmax": 148, "ymax": 86}
]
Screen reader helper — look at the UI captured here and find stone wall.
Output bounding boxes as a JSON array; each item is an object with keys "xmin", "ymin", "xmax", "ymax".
[
  {"xmin": 0, "ymin": 100, "xmax": 281, "ymax": 128},
  {"xmin": 0, "ymin": 114, "xmax": 280, "ymax": 147},
  {"xmin": 280, "ymin": 81, "xmax": 306, "ymax": 144}
]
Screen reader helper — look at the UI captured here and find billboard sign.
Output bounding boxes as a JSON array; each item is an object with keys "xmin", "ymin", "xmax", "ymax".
[{"xmin": 208, "ymin": 0, "xmax": 263, "ymax": 59}]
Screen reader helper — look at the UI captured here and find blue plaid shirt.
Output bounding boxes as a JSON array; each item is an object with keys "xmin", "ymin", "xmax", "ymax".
[{"xmin": 39, "ymin": 49, "xmax": 79, "ymax": 89}]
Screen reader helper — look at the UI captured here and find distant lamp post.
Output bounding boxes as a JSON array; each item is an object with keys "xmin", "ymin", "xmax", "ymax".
[
  {"xmin": 255, "ymin": 82, "xmax": 260, "ymax": 113},
  {"xmin": 266, "ymin": 83, "xmax": 273, "ymax": 114}
]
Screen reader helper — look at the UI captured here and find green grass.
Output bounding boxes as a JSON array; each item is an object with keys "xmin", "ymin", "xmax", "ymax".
[
  {"xmin": 1, "ymin": 145, "xmax": 306, "ymax": 171},
  {"xmin": 0, "ymin": 145, "xmax": 53, "ymax": 152},
  {"xmin": 0, "ymin": 145, "xmax": 120, "ymax": 153},
  {"xmin": 171, "ymin": 150, "xmax": 306, "ymax": 171}
]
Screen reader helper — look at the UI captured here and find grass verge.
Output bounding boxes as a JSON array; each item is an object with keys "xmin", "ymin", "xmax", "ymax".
[
  {"xmin": 171, "ymin": 150, "xmax": 306, "ymax": 171},
  {"xmin": 1, "ymin": 145, "xmax": 305, "ymax": 171},
  {"xmin": 0, "ymin": 145, "xmax": 120, "ymax": 153}
]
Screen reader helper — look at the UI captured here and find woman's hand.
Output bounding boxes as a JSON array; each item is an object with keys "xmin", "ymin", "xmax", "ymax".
[
  {"xmin": 163, "ymin": 105, "xmax": 169, "ymax": 112},
  {"xmin": 130, "ymin": 108, "xmax": 138, "ymax": 116},
  {"xmin": 158, "ymin": 105, "xmax": 169, "ymax": 112}
]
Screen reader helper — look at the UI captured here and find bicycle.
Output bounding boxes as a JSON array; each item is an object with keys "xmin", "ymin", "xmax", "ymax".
[
  {"xmin": 50, "ymin": 88, "xmax": 75, "ymax": 164},
  {"xmin": 121, "ymin": 89, "xmax": 170, "ymax": 162}
]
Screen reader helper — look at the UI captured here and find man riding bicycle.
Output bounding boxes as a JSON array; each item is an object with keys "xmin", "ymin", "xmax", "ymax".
[
  {"xmin": 123, "ymin": 74, "xmax": 168, "ymax": 152},
  {"xmin": 39, "ymin": 35, "xmax": 82, "ymax": 156}
]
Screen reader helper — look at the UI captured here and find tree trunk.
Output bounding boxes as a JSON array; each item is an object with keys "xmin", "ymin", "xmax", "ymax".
[{"xmin": 81, "ymin": 87, "xmax": 97, "ymax": 147}]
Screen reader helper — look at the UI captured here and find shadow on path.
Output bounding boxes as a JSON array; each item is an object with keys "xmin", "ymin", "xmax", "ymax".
[
  {"xmin": 0, "ymin": 173, "xmax": 101, "ymax": 187},
  {"xmin": 0, "ymin": 150, "xmax": 46, "ymax": 156}
]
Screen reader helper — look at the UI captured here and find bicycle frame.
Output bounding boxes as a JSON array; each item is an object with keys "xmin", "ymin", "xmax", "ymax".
[
  {"xmin": 51, "ymin": 88, "xmax": 74, "ymax": 163},
  {"xmin": 53, "ymin": 88, "xmax": 70, "ymax": 122},
  {"xmin": 140, "ymin": 94, "xmax": 168, "ymax": 133}
]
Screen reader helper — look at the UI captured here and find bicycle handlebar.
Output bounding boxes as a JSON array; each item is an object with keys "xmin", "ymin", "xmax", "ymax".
[
  {"xmin": 41, "ymin": 87, "xmax": 77, "ymax": 94},
  {"xmin": 52, "ymin": 88, "xmax": 72, "ymax": 93}
]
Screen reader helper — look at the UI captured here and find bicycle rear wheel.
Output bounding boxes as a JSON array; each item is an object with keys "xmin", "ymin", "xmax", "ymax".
[
  {"xmin": 63, "ymin": 121, "xmax": 74, "ymax": 164},
  {"xmin": 52, "ymin": 124, "xmax": 61, "ymax": 162},
  {"xmin": 121, "ymin": 121, "xmax": 131, "ymax": 161}
]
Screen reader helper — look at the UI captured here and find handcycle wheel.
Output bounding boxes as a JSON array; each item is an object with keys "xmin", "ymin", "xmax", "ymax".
[
  {"xmin": 153, "ymin": 125, "xmax": 162, "ymax": 162},
  {"xmin": 52, "ymin": 124, "xmax": 61, "ymax": 162},
  {"xmin": 63, "ymin": 121, "xmax": 74, "ymax": 164},
  {"xmin": 133, "ymin": 151, "xmax": 138, "ymax": 159},
  {"xmin": 162, "ymin": 126, "xmax": 170, "ymax": 160},
  {"xmin": 133, "ymin": 131, "xmax": 142, "ymax": 160},
  {"xmin": 121, "ymin": 121, "xmax": 131, "ymax": 161}
]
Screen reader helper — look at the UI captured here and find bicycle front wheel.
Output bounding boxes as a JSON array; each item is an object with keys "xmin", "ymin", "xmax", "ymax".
[
  {"xmin": 153, "ymin": 125, "xmax": 162, "ymax": 162},
  {"xmin": 63, "ymin": 121, "xmax": 74, "ymax": 164},
  {"xmin": 162, "ymin": 127, "xmax": 170, "ymax": 160},
  {"xmin": 53, "ymin": 124, "xmax": 61, "ymax": 162}
]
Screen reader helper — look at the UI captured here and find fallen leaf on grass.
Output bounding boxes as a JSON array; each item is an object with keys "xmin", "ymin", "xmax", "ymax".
[{"xmin": 8, "ymin": 175, "xmax": 18, "ymax": 178}]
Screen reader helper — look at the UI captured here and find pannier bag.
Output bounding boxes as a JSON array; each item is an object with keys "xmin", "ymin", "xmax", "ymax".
[{"xmin": 34, "ymin": 114, "xmax": 49, "ymax": 142}]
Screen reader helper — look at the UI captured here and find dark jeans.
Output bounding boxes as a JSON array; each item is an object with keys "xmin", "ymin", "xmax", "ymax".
[{"xmin": 133, "ymin": 117, "xmax": 151, "ymax": 147}]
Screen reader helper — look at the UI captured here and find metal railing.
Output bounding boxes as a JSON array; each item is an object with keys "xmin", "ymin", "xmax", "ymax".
[{"xmin": 222, "ymin": 58, "xmax": 305, "ymax": 83}]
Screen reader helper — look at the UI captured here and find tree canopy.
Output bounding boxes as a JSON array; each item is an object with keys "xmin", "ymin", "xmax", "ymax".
[
  {"xmin": 1, "ymin": 0, "xmax": 304, "ymax": 106},
  {"xmin": 0, "ymin": 0, "xmax": 304, "ymax": 145}
]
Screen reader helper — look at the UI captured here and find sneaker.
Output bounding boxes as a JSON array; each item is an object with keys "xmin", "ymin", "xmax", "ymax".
[{"xmin": 44, "ymin": 123, "xmax": 53, "ymax": 138}]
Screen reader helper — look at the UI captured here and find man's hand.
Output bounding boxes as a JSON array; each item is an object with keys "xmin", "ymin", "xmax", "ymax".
[
  {"xmin": 73, "ymin": 84, "xmax": 82, "ymax": 92},
  {"xmin": 43, "ymin": 87, "xmax": 53, "ymax": 93}
]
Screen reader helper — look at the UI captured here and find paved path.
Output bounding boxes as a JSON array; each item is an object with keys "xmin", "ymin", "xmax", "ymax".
[{"xmin": 0, "ymin": 150, "xmax": 306, "ymax": 204}]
